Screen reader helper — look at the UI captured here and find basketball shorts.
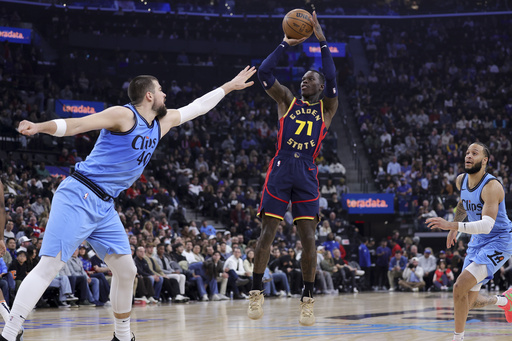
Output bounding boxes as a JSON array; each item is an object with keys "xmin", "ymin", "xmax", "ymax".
[
  {"xmin": 258, "ymin": 150, "xmax": 319, "ymax": 223},
  {"xmin": 40, "ymin": 177, "xmax": 130, "ymax": 262},
  {"xmin": 462, "ymin": 241, "xmax": 512, "ymax": 285}
]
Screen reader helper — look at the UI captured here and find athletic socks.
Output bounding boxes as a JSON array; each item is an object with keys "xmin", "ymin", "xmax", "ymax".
[
  {"xmin": 495, "ymin": 295, "xmax": 508, "ymax": 306},
  {"xmin": 2, "ymin": 308, "xmax": 25, "ymax": 341},
  {"xmin": 302, "ymin": 281, "xmax": 315, "ymax": 301},
  {"xmin": 0, "ymin": 300, "xmax": 10, "ymax": 322},
  {"xmin": 114, "ymin": 317, "xmax": 131, "ymax": 341},
  {"xmin": 252, "ymin": 273, "xmax": 264, "ymax": 291},
  {"xmin": 453, "ymin": 331, "xmax": 464, "ymax": 341}
]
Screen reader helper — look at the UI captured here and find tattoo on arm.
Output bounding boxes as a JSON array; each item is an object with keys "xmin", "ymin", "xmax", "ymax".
[{"xmin": 454, "ymin": 201, "xmax": 467, "ymax": 222}]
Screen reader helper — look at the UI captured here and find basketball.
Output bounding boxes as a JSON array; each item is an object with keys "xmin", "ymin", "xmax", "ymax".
[{"xmin": 282, "ymin": 9, "xmax": 314, "ymax": 39}]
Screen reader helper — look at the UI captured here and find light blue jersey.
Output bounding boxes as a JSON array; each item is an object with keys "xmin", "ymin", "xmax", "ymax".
[
  {"xmin": 461, "ymin": 172, "xmax": 512, "ymax": 284},
  {"xmin": 41, "ymin": 104, "xmax": 161, "ymax": 261},
  {"xmin": 75, "ymin": 103, "xmax": 161, "ymax": 197}
]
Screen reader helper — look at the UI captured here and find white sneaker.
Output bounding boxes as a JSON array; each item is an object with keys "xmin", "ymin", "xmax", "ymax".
[
  {"xmin": 353, "ymin": 288, "xmax": 358, "ymax": 293},
  {"xmin": 278, "ymin": 290, "xmax": 286, "ymax": 297},
  {"xmin": 356, "ymin": 270, "xmax": 365, "ymax": 276},
  {"xmin": 412, "ymin": 287, "xmax": 419, "ymax": 292},
  {"xmin": 299, "ymin": 297, "xmax": 315, "ymax": 326},
  {"xmin": 218, "ymin": 294, "xmax": 230, "ymax": 301},
  {"xmin": 202, "ymin": 294, "xmax": 209, "ymax": 301},
  {"xmin": 175, "ymin": 294, "xmax": 188, "ymax": 302},
  {"xmin": 389, "ymin": 287, "xmax": 395, "ymax": 292},
  {"xmin": 148, "ymin": 297, "xmax": 159, "ymax": 303},
  {"xmin": 212, "ymin": 294, "xmax": 221, "ymax": 301}
]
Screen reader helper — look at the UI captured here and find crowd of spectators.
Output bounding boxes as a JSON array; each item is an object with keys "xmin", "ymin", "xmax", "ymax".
[
  {"xmin": 2, "ymin": 3, "xmax": 512, "ymax": 311},
  {"xmin": 348, "ymin": 15, "xmax": 512, "ymax": 229}
]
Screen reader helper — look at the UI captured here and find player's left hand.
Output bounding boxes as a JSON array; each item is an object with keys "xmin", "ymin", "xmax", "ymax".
[
  {"xmin": 0, "ymin": 240, "xmax": 5, "ymax": 257},
  {"xmin": 227, "ymin": 66, "xmax": 257, "ymax": 91},
  {"xmin": 426, "ymin": 217, "xmax": 456, "ymax": 231},
  {"xmin": 310, "ymin": 11, "xmax": 326, "ymax": 42}
]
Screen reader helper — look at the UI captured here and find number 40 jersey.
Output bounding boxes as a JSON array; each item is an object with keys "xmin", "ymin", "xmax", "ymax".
[{"xmin": 74, "ymin": 103, "xmax": 161, "ymax": 198}]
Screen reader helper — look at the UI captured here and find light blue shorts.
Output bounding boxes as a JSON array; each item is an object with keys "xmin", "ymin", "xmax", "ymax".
[
  {"xmin": 462, "ymin": 241, "xmax": 512, "ymax": 285},
  {"xmin": 40, "ymin": 177, "xmax": 130, "ymax": 262}
]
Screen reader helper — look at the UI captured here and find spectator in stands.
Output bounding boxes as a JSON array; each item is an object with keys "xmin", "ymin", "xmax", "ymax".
[
  {"xmin": 67, "ymin": 248, "xmax": 102, "ymax": 306},
  {"xmin": 203, "ymin": 251, "xmax": 229, "ymax": 300},
  {"xmin": 375, "ymin": 238, "xmax": 391, "ymax": 290},
  {"xmin": 133, "ymin": 246, "xmax": 162, "ymax": 304},
  {"xmin": 398, "ymin": 257, "xmax": 425, "ymax": 292},
  {"xmin": 388, "ymin": 250, "xmax": 407, "ymax": 291},
  {"xmin": 418, "ymin": 248, "xmax": 437, "ymax": 291},
  {"xmin": 223, "ymin": 247, "xmax": 250, "ymax": 299}
]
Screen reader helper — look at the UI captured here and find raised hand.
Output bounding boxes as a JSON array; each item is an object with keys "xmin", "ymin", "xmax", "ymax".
[
  {"xmin": 283, "ymin": 35, "xmax": 307, "ymax": 46},
  {"xmin": 224, "ymin": 66, "xmax": 257, "ymax": 93},
  {"xmin": 310, "ymin": 11, "xmax": 326, "ymax": 42}
]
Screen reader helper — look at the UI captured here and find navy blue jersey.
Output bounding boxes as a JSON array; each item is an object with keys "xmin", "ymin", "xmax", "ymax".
[{"xmin": 276, "ymin": 98, "xmax": 327, "ymax": 159}]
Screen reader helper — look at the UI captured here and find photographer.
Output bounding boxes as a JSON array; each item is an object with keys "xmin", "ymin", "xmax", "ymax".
[{"xmin": 398, "ymin": 257, "xmax": 425, "ymax": 292}]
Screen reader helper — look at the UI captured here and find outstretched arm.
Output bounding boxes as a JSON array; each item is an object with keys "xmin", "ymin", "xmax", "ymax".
[
  {"xmin": 258, "ymin": 36, "xmax": 306, "ymax": 116},
  {"xmin": 311, "ymin": 11, "xmax": 338, "ymax": 124},
  {"xmin": 17, "ymin": 106, "xmax": 135, "ymax": 137},
  {"xmin": 159, "ymin": 66, "xmax": 256, "ymax": 136}
]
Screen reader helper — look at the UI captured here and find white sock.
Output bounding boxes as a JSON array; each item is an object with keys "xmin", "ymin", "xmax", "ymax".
[
  {"xmin": 114, "ymin": 317, "xmax": 131, "ymax": 341},
  {"xmin": 0, "ymin": 300, "xmax": 10, "ymax": 322},
  {"xmin": 453, "ymin": 331, "xmax": 464, "ymax": 341},
  {"xmin": 2, "ymin": 308, "xmax": 26, "ymax": 341},
  {"xmin": 496, "ymin": 295, "xmax": 508, "ymax": 306}
]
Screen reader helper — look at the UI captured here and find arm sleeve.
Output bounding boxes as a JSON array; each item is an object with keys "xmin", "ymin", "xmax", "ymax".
[
  {"xmin": 178, "ymin": 87, "xmax": 225, "ymax": 125},
  {"xmin": 320, "ymin": 41, "xmax": 337, "ymax": 98},
  {"xmin": 258, "ymin": 41, "xmax": 289, "ymax": 90},
  {"xmin": 458, "ymin": 215, "xmax": 495, "ymax": 234}
]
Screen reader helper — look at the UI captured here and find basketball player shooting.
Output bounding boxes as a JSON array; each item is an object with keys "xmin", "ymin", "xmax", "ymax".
[
  {"xmin": 426, "ymin": 142, "xmax": 512, "ymax": 341},
  {"xmin": 247, "ymin": 11, "xmax": 338, "ymax": 326},
  {"xmin": 1, "ymin": 66, "xmax": 256, "ymax": 341}
]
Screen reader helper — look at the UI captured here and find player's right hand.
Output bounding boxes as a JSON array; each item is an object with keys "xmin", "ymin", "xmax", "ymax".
[
  {"xmin": 283, "ymin": 35, "xmax": 307, "ymax": 46},
  {"xmin": 18, "ymin": 120, "xmax": 39, "ymax": 136},
  {"xmin": 446, "ymin": 230, "xmax": 458, "ymax": 249}
]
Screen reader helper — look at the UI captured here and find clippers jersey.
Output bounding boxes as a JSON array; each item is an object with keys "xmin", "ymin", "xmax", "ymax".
[
  {"xmin": 75, "ymin": 103, "xmax": 161, "ymax": 197},
  {"xmin": 276, "ymin": 98, "xmax": 327, "ymax": 159},
  {"xmin": 460, "ymin": 173, "xmax": 512, "ymax": 249}
]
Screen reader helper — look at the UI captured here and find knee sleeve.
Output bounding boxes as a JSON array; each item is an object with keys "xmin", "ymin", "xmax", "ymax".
[
  {"xmin": 465, "ymin": 263, "xmax": 487, "ymax": 291},
  {"xmin": 104, "ymin": 254, "xmax": 137, "ymax": 313}
]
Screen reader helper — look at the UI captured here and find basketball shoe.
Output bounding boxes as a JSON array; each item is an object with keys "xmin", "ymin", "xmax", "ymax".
[
  {"xmin": 247, "ymin": 290, "xmax": 264, "ymax": 320},
  {"xmin": 499, "ymin": 287, "xmax": 512, "ymax": 322},
  {"xmin": 0, "ymin": 328, "xmax": 24, "ymax": 341},
  {"xmin": 299, "ymin": 297, "xmax": 315, "ymax": 326},
  {"xmin": 112, "ymin": 332, "xmax": 135, "ymax": 341}
]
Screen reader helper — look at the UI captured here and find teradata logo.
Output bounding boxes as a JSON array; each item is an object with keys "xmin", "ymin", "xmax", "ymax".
[
  {"xmin": 308, "ymin": 46, "xmax": 340, "ymax": 54},
  {"xmin": 346, "ymin": 198, "xmax": 389, "ymax": 208},
  {"xmin": 62, "ymin": 105, "xmax": 97, "ymax": 114},
  {"xmin": 0, "ymin": 30, "xmax": 25, "ymax": 39}
]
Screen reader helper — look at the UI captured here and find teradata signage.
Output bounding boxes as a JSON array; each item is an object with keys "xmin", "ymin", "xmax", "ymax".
[
  {"xmin": 55, "ymin": 99, "xmax": 105, "ymax": 118},
  {"xmin": 0, "ymin": 26, "xmax": 31, "ymax": 44},
  {"xmin": 342, "ymin": 193, "xmax": 395, "ymax": 214}
]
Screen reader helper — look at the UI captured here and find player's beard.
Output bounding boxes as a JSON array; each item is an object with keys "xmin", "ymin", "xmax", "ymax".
[
  {"xmin": 465, "ymin": 160, "xmax": 483, "ymax": 174},
  {"xmin": 153, "ymin": 102, "xmax": 167, "ymax": 119}
]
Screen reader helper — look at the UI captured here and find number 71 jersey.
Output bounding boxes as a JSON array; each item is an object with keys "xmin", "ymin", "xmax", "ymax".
[
  {"xmin": 74, "ymin": 103, "xmax": 160, "ymax": 198},
  {"xmin": 277, "ymin": 98, "xmax": 327, "ymax": 160}
]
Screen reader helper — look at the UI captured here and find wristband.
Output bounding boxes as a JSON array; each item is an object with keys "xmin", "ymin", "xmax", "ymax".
[{"xmin": 52, "ymin": 119, "xmax": 67, "ymax": 137}]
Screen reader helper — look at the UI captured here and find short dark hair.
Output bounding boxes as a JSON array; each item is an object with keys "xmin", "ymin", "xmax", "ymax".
[
  {"xmin": 473, "ymin": 142, "xmax": 490, "ymax": 159},
  {"xmin": 128, "ymin": 75, "xmax": 158, "ymax": 105},
  {"xmin": 309, "ymin": 70, "xmax": 325, "ymax": 84}
]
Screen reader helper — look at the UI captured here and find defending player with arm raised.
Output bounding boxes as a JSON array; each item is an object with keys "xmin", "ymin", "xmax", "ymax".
[
  {"xmin": 426, "ymin": 142, "xmax": 512, "ymax": 341},
  {"xmin": 247, "ymin": 11, "xmax": 338, "ymax": 327},
  {"xmin": 7, "ymin": 67, "xmax": 255, "ymax": 341}
]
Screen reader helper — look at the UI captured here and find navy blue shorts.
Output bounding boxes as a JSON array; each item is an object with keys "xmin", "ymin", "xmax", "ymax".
[{"xmin": 258, "ymin": 150, "xmax": 320, "ymax": 222}]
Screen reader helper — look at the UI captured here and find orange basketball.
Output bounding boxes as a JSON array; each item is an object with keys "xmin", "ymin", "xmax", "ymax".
[{"xmin": 282, "ymin": 9, "xmax": 313, "ymax": 39}]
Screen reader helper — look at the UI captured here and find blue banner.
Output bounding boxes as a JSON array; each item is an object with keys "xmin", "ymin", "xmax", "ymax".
[
  {"xmin": 55, "ymin": 99, "xmax": 105, "ymax": 118},
  {"xmin": 0, "ymin": 26, "xmax": 31, "ymax": 44},
  {"xmin": 342, "ymin": 193, "xmax": 395, "ymax": 214}
]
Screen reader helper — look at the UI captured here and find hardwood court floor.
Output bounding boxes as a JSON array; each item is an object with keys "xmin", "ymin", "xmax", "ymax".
[{"xmin": 9, "ymin": 292, "xmax": 512, "ymax": 340}]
